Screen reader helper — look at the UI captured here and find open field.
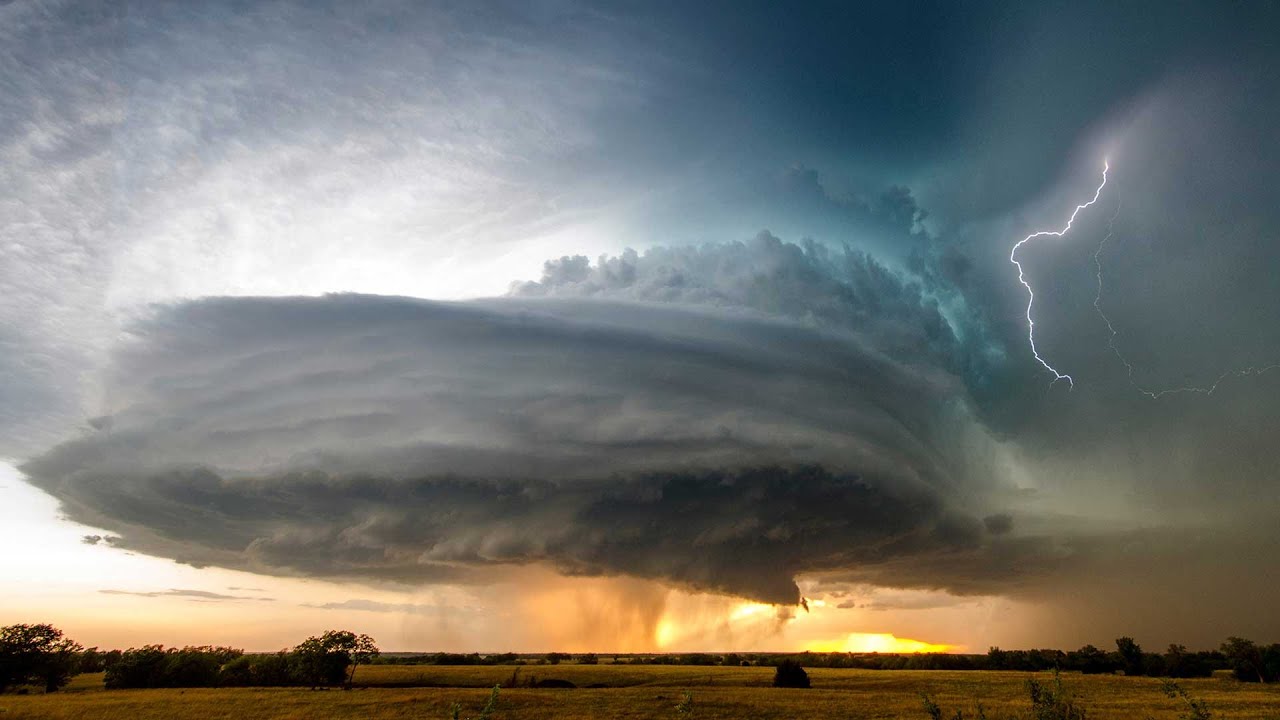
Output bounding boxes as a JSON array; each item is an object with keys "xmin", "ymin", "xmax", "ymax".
[{"xmin": 4, "ymin": 665, "xmax": 1280, "ymax": 720}]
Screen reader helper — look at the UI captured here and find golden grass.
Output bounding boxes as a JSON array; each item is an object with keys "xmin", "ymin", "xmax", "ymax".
[{"xmin": 3, "ymin": 665, "xmax": 1279, "ymax": 720}]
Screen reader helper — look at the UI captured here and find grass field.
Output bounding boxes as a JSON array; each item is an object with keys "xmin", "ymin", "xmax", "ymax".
[{"xmin": 3, "ymin": 665, "xmax": 1279, "ymax": 719}]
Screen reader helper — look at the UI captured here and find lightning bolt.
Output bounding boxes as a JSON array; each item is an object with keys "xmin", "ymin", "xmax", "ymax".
[
  {"xmin": 1010, "ymin": 159, "xmax": 1109, "ymax": 387},
  {"xmin": 1093, "ymin": 192, "xmax": 1280, "ymax": 398},
  {"xmin": 1093, "ymin": 194, "xmax": 1130, "ymax": 375}
]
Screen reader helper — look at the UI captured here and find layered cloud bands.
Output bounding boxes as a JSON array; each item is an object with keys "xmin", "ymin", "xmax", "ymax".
[{"xmin": 23, "ymin": 293, "xmax": 1013, "ymax": 604}]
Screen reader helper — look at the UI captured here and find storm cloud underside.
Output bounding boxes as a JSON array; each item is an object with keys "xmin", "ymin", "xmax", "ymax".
[{"xmin": 23, "ymin": 293, "xmax": 1017, "ymax": 604}]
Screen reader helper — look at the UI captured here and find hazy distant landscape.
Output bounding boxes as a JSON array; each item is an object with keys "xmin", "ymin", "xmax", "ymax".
[{"xmin": 4, "ymin": 624, "xmax": 1280, "ymax": 719}]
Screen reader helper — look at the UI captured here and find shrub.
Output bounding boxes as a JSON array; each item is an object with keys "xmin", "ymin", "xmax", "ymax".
[
  {"xmin": 1026, "ymin": 670, "xmax": 1086, "ymax": 720},
  {"xmin": 1161, "ymin": 680, "xmax": 1211, "ymax": 720},
  {"xmin": 674, "ymin": 690, "xmax": 694, "ymax": 716},
  {"xmin": 772, "ymin": 659, "xmax": 810, "ymax": 688}
]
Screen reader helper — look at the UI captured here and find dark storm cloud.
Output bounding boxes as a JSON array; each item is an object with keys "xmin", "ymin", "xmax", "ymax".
[
  {"xmin": 22, "ymin": 294, "xmax": 1025, "ymax": 604},
  {"xmin": 982, "ymin": 514, "xmax": 1013, "ymax": 536}
]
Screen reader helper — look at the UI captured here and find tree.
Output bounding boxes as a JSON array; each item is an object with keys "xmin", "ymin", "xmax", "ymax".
[
  {"xmin": 1163, "ymin": 644, "xmax": 1188, "ymax": 678},
  {"xmin": 347, "ymin": 633, "xmax": 379, "ymax": 687},
  {"xmin": 1221, "ymin": 637, "xmax": 1268, "ymax": 683},
  {"xmin": 1115, "ymin": 636, "xmax": 1145, "ymax": 676},
  {"xmin": 77, "ymin": 647, "xmax": 104, "ymax": 673},
  {"xmin": 292, "ymin": 631, "xmax": 379, "ymax": 688},
  {"xmin": 772, "ymin": 658, "xmax": 810, "ymax": 688},
  {"xmin": 0, "ymin": 623, "xmax": 83, "ymax": 693},
  {"xmin": 161, "ymin": 647, "xmax": 222, "ymax": 687},
  {"xmin": 1067, "ymin": 644, "xmax": 1115, "ymax": 675},
  {"xmin": 103, "ymin": 645, "xmax": 168, "ymax": 689}
]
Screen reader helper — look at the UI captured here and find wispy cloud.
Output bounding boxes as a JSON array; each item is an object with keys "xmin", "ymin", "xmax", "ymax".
[
  {"xmin": 99, "ymin": 588, "xmax": 274, "ymax": 602},
  {"xmin": 302, "ymin": 599, "xmax": 456, "ymax": 615}
]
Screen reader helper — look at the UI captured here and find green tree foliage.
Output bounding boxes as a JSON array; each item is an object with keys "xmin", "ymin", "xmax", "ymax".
[
  {"xmin": 103, "ymin": 645, "xmax": 243, "ymax": 689},
  {"xmin": 293, "ymin": 630, "xmax": 380, "ymax": 688},
  {"xmin": 0, "ymin": 623, "xmax": 83, "ymax": 693},
  {"xmin": 98, "ymin": 632, "xmax": 377, "ymax": 689},
  {"xmin": 218, "ymin": 652, "xmax": 298, "ymax": 687},
  {"xmin": 103, "ymin": 645, "xmax": 166, "ymax": 689}
]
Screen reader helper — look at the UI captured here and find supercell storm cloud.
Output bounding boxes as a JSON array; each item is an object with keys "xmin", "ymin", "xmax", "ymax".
[
  {"xmin": 5, "ymin": 1, "xmax": 1280, "ymax": 649},
  {"xmin": 22, "ymin": 289, "xmax": 1011, "ymax": 605}
]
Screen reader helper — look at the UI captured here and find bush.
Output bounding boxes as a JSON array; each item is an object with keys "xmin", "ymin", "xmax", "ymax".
[
  {"xmin": 772, "ymin": 659, "xmax": 810, "ymax": 688},
  {"xmin": 1026, "ymin": 670, "xmax": 1086, "ymax": 720},
  {"xmin": 1161, "ymin": 680, "xmax": 1211, "ymax": 720}
]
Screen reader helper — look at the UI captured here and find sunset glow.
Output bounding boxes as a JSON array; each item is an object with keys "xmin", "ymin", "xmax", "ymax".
[{"xmin": 806, "ymin": 633, "xmax": 957, "ymax": 654}]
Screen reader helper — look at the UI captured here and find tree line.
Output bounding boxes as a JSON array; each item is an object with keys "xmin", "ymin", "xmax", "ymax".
[
  {"xmin": 3, "ymin": 622, "xmax": 1278, "ymax": 693},
  {"xmin": 518, "ymin": 637, "xmax": 1279, "ymax": 683},
  {"xmin": 1, "ymin": 625, "xmax": 378, "ymax": 692}
]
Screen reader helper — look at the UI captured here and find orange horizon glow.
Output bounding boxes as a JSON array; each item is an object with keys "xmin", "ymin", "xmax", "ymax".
[{"xmin": 805, "ymin": 632, "xmax": 958, "ymax": 654}]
